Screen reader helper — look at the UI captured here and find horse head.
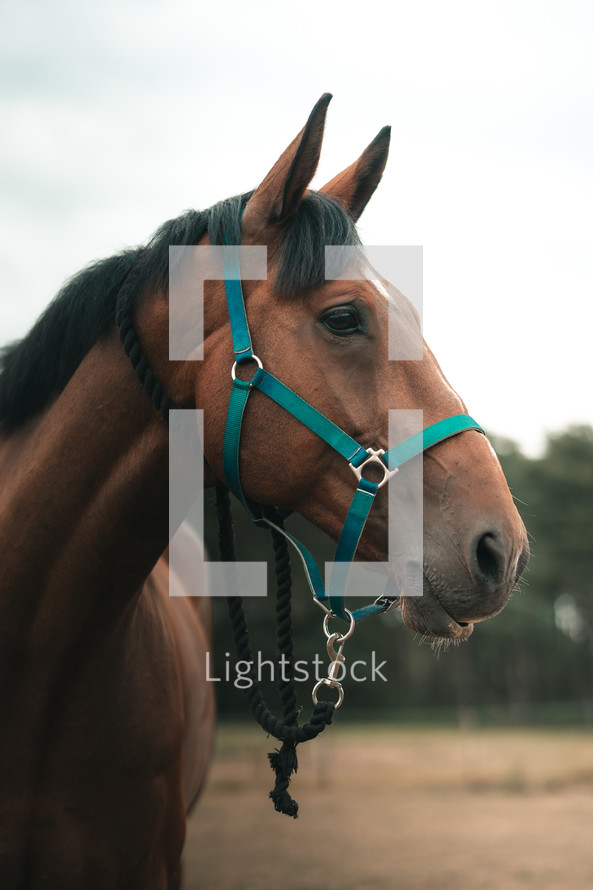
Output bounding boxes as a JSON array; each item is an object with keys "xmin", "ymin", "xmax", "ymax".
[{"xmin": 154, "ymin": 94, "xmax": 529, "ymax": 641}]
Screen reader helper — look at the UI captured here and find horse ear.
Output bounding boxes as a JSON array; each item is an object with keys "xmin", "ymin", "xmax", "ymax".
[
  {"xmin": 241, "ymin": 93, "xmax": 332, "ymax": 239},
  {"xmin": 320, "ymin": 126, "xmax": 391, "ymax": 221}
]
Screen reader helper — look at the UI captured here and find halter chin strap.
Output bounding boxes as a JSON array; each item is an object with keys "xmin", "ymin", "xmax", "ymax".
[{"xmin": 221, "ymin": 243, "xmax": 484, "ymax": 623}]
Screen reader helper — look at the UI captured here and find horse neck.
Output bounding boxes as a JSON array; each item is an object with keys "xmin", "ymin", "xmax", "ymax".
[{"xmin": 0, "ymin": 328, "xmax": 170, "ymax": 649}]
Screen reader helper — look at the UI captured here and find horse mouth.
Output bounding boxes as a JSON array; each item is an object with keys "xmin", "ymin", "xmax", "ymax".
[{"xmin": 399, "ymin": 577, "xmax": 474, "ymax": 641}]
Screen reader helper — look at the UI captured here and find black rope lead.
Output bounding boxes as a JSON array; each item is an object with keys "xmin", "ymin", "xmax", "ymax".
[
  {"xmin": 115, "ymin": 269, "xmax": 173, "ymax": 424},
  {"xmin": 115, "ymin": 273, "xmax": 333, "ymax": 815},
  {"xmin": 215, "ymin": 486, "xmax": 335, "ymax": 817}
]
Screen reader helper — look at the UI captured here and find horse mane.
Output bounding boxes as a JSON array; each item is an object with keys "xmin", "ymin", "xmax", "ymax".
[{"xmin": 0, "ymin": 190, "xmax": 360, "ymax": 432}]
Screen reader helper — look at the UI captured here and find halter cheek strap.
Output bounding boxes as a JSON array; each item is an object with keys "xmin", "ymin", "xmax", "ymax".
[{"xmin": 220, "ymin": 242, "xmax": 484, "ymax": 623}]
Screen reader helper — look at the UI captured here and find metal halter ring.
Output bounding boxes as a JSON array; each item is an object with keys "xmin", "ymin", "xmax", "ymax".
[
  {"xmin": 231, "ymin": 353, "xmax": 263, "ymax": 383},
  {"xmin": 350, "ymin": 448, "xmax": 397, "ymax": 490},
  {"xmin": 312, "ymin": 677, "xmax": 345, "ymax": 709},
  {"xmin": 322, "ymin": 608, "xmax": 356, "ymax": 644}
]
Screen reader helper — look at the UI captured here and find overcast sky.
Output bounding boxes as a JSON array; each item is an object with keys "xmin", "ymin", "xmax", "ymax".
[{"xmin": 1, "ymin": 0, "xmax": 592, "ymax": 455}]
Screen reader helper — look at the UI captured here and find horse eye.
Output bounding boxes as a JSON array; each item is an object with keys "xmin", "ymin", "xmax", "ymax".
[{"xmin": 322, "ymin": 307, "xmax": 361, "ymax": 335}]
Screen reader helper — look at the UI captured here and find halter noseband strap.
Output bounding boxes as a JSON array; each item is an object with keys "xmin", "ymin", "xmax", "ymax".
[{"xmin": 220, "ymin": 243, "xmax": 484, "ymax": 623}]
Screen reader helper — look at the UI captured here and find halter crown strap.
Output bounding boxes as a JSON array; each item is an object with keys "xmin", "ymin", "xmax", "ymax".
[{"xmin": 222, "ymin": 244, "xmax": 254, "ymax": 362}]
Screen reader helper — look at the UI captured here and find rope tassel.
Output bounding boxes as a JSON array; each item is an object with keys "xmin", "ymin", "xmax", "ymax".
[{"xmin": 268, "ymin": 739, "xmax": 299, "ymax": 818}]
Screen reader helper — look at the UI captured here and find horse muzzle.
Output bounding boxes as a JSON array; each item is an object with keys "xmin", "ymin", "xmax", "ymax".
[{"xmin": 399, "ymin": 527, "xmax": 530, "ymax": 640}]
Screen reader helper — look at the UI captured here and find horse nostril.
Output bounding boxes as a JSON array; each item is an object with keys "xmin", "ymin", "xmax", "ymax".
[{"xmin": 474, "ymin": 532, "xmax": 504, "ymax": 588}]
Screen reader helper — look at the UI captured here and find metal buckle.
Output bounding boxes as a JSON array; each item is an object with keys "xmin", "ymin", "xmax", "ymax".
[
  {"xmin": 350, "ymin": 448, "xmax": 398, "ymax": 490},
  {"xmin": 373, "ymin": 594, "xmax": 400, "ymax": 613}
]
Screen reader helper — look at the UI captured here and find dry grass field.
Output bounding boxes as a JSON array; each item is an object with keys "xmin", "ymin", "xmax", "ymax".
[{"xmin": 183, "ymin": 722, "xmax": 593, "ymax": 890}]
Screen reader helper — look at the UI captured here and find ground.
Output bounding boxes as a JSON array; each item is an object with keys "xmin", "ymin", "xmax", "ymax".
[{"xmin": 183, "ymin": 723, "xmax": 593, "ymax": 890}]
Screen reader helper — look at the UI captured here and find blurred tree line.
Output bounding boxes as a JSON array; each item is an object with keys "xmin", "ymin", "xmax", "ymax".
[{"xmin": 203, "ymin": 426, "xmax": 593, "ymax": 725}]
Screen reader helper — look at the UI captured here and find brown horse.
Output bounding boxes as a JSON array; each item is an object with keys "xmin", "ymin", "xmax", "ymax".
[{"xmin": 0, "ymin": 94, "xmax": 528, "ymax": 887}]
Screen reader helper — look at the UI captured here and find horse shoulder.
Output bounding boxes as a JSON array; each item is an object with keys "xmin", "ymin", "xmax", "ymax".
[{"xmin": 150, "ymin": 523, "xmax": 215, "ymax": 812}]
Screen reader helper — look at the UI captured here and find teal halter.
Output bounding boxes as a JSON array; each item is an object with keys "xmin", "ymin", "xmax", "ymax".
[{"xmin": 221, "ymin": 244, "xmax": 483, "ymax": 623}]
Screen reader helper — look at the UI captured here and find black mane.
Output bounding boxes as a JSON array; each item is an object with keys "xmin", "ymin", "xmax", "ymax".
[{"xmin": 0, "ymin": 191, "xmax": 359, "ymax": 431}]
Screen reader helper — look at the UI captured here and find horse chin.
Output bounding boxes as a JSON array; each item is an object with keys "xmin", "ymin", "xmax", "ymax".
[{"xmin": 399, "ymin": 577, "xmax": 474, "ymax": 641}]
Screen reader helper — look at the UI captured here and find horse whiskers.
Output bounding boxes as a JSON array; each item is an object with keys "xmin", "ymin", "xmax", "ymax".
[
  {"xmin": 512, "ymin": 493, "xmax": 529, "ymax": 507},
  {"xmin": 414, "ymin": 632, "xmax": 464, "ymax": 658},
  {"xmin": 431, "ymin": 637, "xmax": 464, "ymax": 657}
]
